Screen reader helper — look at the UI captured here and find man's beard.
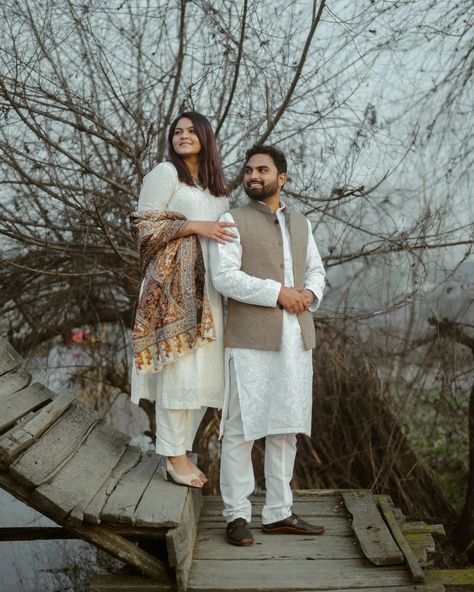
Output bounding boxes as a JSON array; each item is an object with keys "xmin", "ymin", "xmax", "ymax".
[{"xmin": 244, "ymin": 179, "xmax": 279, "ymax": 201}]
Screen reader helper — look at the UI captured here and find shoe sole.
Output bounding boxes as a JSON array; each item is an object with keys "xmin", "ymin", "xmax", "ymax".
[
  {"xmin": 262, "ymin": 526, "xmax": 325, "ymax": 535},
  {"xmin": 226, "ymin": 536, "xmax": 254, "ymax": 546}
]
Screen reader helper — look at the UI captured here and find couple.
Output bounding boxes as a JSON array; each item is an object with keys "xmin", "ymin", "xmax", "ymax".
[{"xmin": 130, "ymin": 111, "xmax": 326, "ymax": 546}]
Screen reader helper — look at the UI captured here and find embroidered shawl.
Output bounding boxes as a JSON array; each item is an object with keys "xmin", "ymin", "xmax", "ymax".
[{"xmin": 130, "ymin": 210, "xmax": 215, "ymax": 375}]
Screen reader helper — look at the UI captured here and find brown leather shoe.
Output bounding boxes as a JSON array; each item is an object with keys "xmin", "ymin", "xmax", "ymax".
[
  {"xmin": 226, "ymin": 518, "xmax": 254, "ymax": 546},
  {"xmin": 262, "ymin": 513, "xmax": 325, "ymax": 535}
]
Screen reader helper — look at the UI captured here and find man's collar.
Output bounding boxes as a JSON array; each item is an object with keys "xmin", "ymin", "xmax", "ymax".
[{"xmin": 248, "ymin": 199, "xmax": 288, "ymax": 215}]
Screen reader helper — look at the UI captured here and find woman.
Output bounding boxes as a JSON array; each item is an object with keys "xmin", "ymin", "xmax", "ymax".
[{"xmin": 130, "ymin": 112, "xmax": 235, "ymax": 488}]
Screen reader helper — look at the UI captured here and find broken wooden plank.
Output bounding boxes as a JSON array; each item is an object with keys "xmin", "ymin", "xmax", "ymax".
[
  {"xmin": 33, "ymin": 420, "xmax": 130, "ymax": 524},
  {"xmin": 377, "ymin": 494, "xmax": 425, "ymax": 583},
  {"xmin": 341, "ymin": 490, "xmax": 404, "ymax": 565},
  {"xmin": 0, "ymin": 468, "xmax": 169, "ymax": 582},
  {"xmin": 0, "ymin": 382, "xmax": 53, "ymax": 433},
  {"xmin": 83, "ymin": 445, "xmax": 142, "ymax": 524},
  {"xmin": 167, "ymin": 488, "xmax": 202, "ymax": 592},
  {"xmin": 133, "ymin": 462, "xmax": 189, "ymax": 528},
  {"xmin": 100, "ymin": 452, "xmax": 161, "ymax": 524},
  {"xmin": 0, "ymin": 339, "xmax": 23, "ymax": 376},
  {"xmin": 0, "ymin": 392, "xmax": 76, "ymax": 467},
  {"xmin": 402, "ymin": 521, "xmax": 446, "ymax": 536},
  {"xmin": 9, "ymin": 402, "xmax": 99, "ymax": 487},
  {"xmin": 0, "ymin": 368, "xmax": 30, "ymax": 397}
]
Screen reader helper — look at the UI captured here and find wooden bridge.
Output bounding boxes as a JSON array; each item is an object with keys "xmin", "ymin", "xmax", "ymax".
[{"xmin": 0, "ymin": 338, "xmax": 470, "ymax": 592}]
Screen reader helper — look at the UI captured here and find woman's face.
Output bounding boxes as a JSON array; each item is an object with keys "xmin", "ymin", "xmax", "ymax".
[{"xmin": 172, "ymin": 117, "xmax": 201, "ymax": 160}]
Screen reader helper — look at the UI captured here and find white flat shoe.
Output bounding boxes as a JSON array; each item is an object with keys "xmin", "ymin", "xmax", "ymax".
[{"xmin": 161, "ymin": 459, "xmax": 204, "ymax": 488}]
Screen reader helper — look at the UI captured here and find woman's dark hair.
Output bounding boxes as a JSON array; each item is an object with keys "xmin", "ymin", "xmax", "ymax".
[
  {"xmin": 167, "ymin": 111, "xmax": 228, "ymax": 197},
  {"xmin": 245, "ymin": 144, "xmax": 287, "ymax": 175}
]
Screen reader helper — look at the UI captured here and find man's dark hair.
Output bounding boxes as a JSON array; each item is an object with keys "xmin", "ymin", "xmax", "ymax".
[{"xmin": 245, "ymin": 144, "xmax": 287, "ymax": 174}]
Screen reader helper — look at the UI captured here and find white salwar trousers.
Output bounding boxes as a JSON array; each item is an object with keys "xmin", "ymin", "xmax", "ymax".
[
  {"xmin": 155, "ymin": 406, "xmax": 207, "ymax": 456},
  {"xmin": 220, "ymin": 361, "xmax": 297, "ymax": 525}
]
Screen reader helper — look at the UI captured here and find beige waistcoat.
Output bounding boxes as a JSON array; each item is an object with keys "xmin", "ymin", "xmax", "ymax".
[{"xmin": 224, "ymin": 201, "xmax": 316, "ymax": 351}]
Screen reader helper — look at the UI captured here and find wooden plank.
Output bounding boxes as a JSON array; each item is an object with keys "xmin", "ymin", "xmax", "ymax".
[
  {"xmin": 83, "ymin": 445, "xmax": 142, "ymax": 524},
  {"xmin": 342, "ymin": 491, "xmax": 404, "ymax": 566},
  {"xmin": 377, "ymin": 494, "xmax": 425, "ymax": 583},
  {"xmin": 187, "ymin": 559, "xmax": 417, "ymax": 591},
  {"xmin": 100, "ymin": 452, "xmax": 162, "ymax": 524},
  {"xmin": 193, "ymin": 528, "xmax": 362, "ymax": 560},
  {"xmin": 0, "ymin": 469, "xmax": 169, "ymax": 582},
  {"xmin": 0, "ymin": 392, "xmax": 76, "ymax": 467},
  {"xmin": 166, "ymin": 488, "xmax": 202, "ymax": 592},
  {"xmin": 402, "ymin": 521, "xmax": 446, "ymax": 536},
  {"xmin": 0, "ymin": 382, "xmax": 53, "ymax": 432},
  {"xmin": 88, "ymin": 573, "xmax": 175, "ymax": 591},
  {"xmin": 133, "ymin": 462, "xmax": 188, "ymax": 528},
  {"xmin": 427, "ymin": 568, "xmax": 474, "ymax": 587},
  {"xmin": 9, "ymin": 401, "xmax": 99, "ymax": 487},
  {"xmin": 32, "ymin": 420, "xmax": 130, "ymax": 524},
  {"xmin": 0, "ymin": 368, "xmax": 30, "ymax": 397},
  {"xmin": 200, "ymin": 498, "xmax": 347, "ymax": 518},
  {"xmin": 295, "ymin": 587, "xmax": 444, "ymax": 592},
  {"xmin": 0, "ymin": 339, "xmax": 23, "ymax": 376},
  {"xmin": 198, "ymin": 514, "xmax": 352, "ymax": 536}
]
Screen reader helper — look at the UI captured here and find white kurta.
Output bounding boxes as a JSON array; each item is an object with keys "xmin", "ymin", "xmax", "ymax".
[
  {"xmin": 209, "ymin": 203, "xmax": 326, "ymax": 441},
  {"xmin": 131, "ymin": 161, "xmax": 229, "ymax": 410}
]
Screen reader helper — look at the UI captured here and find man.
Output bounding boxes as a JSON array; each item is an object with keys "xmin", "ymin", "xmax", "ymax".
[{"xmin": 209, "ymin": 145, "xmax": 326, "ymax": 546}]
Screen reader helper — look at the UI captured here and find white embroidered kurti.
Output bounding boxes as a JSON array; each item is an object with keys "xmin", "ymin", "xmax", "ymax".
[
  {"xmin": 209, "ymin": 203, "xmax": 326, "ymax": 441},
  {"xmin": 131, "ymin": 161, "xmax": 229, "ymax": 409}
]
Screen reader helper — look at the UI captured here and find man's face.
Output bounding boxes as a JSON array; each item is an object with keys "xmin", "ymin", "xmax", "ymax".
[{"xmin": 243, "ymin": 154, "xmax": 286, "ymax": 201}]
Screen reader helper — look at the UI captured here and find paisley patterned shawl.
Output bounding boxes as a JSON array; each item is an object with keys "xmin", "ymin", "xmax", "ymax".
[{"xmin": 130, "ymin": 210, "xmax": 215, "ymax": 375}]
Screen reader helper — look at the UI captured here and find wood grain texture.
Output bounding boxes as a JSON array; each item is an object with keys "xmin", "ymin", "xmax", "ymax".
[
  {"xmin": 0, "ymin": 340, "xmax": 23, "ymax": 376},
  {"xmin": 0, "ymin": 368, "xmax": 30, "ymax": 398},
  {"xmin": 187, "ymin": 558, "xmax": 416, "ymax": 591},
  {"xmin": 83, "ymin": 445, "xmax": 142, "ymax": 524},
  {"xmin": 377, "ymin": 495, "xmax": 425, "ymax": 583},
  {"xmin": 342, "ymin": 491, "xmax": 404, "ymax": 566},
  {"xmin": 33, "ymin": 420, "xmax": 130, "ymax": 523},
  {"xmin": 100, "ymin": 452, "xmax": 161, "ymax": 524},
  {"xmin": 0, "ymin": 382, "xmax": 53, "ymax": 432},
  {"xmin": 9, "ymin": 402, "xmax": 99, "ymax": 487},
  {"xmin": 166, "ymin": 488, "xmax": 202, "ymax": 591},
  {"xmin": 0, "ymin": 392, "xmax": 76, "ymax": 467},
  {"xmin": 88, "ymin": 573, "xmax": 175, "ymax": 591}
]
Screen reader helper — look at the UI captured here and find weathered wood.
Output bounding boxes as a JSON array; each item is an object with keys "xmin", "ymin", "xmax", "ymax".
[
  {"xmin": 377, "ymin": 494, "xmax": 425, "ymax": 583},
  {"xmin": 100, "ymin": 452, "xmax": 161, "ymax": 524},
  {"xmin": 200, "ymin": 498, "xmax": 347, "ymax": 518},
  {"xmin": 133, "ymin": 462, "xmax": 188, "ymax": 528},
  {"xmin": 83, "ymin": 445, "xmax": 142, "ymax": 524},
  {"xmin": 0, "ymin": 339, "xmax": 23, "ymax": 376},
  {"xmin": 0, "ymin": 382, "xmax": 53, "ymax": 432},
  {"xmin": 166, "ymin": 488, "xmax": 202, "ymax": 592},
  {"xmin": 88, "ymin": 573, "xmax": 175, "ymax": 591},
  {"xmin": 402, "ymin": 521, "xmax": 446, "ymax": 536},
  {"xmin": 193, "ymin": 528, "xmax": 362, "ymax": 560},
  {"xmin": 33, "ymin": 420, "xmax": 130, "ymax": 524},
  {"xmin": 0, "ymin": 368, "xmax": 30, "ymax": 397},
  {"xmin": 9, "ymin": 401, "xmax": 99, "ymax": 487},
  {"xmin": 294, "ymin": 588, "xmax": 444, "ymax": 592},
  {"xmin": 0, "ymin": 392, "xmax": 76, "ymax": 467},
  {"xmin": 342, "ymin": 490, "xmax": 404, "ymax": 566},
  {"xmin": 187, "ymin": 559, "xmax": 418, "ymax": 591},
  {"xmin": 197, "ymin": 513, "xmax": 352, "ymax": 536},
  {"xmin": 0, "ymin": 469, "xmax": 169, "ymax": 582},
  {"xmin": 427, "ymin": 568, "xmax": 474, "ymax": 587}
]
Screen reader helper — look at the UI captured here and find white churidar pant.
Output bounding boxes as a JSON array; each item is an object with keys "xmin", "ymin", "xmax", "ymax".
[
  {"xmin": 155, "ymin": 406, "xmax": 207, "ymax": 456},
  {"xmin": 220, "ymin": 360, "xmax": 297, "ymax": 525}
]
